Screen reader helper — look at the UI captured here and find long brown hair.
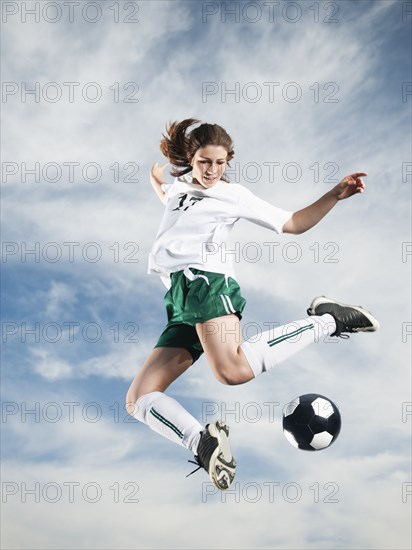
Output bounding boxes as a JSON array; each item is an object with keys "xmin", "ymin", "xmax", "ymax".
[{"xmin": 159, "ymin": 118, "xmax": 234, "ymax": 182}]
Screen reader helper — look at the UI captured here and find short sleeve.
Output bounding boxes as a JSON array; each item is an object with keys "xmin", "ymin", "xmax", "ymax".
[
  {"xmin": 237, "ymin": 187, "xmax": 293, "ymax": 234},
  {"xmin": 161, "ymin": 182, "xmax": 172, "ymax": 195}
]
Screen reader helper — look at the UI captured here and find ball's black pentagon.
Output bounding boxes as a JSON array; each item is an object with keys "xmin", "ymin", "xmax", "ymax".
[
  {"xmin": 326, "ymin": 412, "xmax": 341, "ymax": 440},
  {"xmin": 292, "ymin": 402, "xmax": 315, "ymax": 425},
  {"xmin": 309, "ymin": 415, "xmax": 329, "ymax": 435}
]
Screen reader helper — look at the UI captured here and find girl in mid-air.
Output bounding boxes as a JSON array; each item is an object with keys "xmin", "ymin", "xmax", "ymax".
[{"xmin": 126, "ymin": 118, "xmax": 379, "ymax": 490}]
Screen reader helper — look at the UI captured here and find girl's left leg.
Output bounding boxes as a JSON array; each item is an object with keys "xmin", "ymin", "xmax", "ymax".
[
  {"xmin": 126, "ymin": 346, "xmax": 237, "ymax": 489},
  {"xmin": 196, "ymin": 313, "xmax": 336, "ymax": 385}
]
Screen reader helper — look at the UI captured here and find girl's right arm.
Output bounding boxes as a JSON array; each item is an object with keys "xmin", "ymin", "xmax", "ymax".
[{"xmin": 150, "ymin": 161, "xmax": 169, "ymax": 205}]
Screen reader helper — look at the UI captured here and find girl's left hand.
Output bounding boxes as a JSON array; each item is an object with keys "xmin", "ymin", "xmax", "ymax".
[{"xmin": 335, "ymin": 172, "xmax": 368, "ymax": 200}]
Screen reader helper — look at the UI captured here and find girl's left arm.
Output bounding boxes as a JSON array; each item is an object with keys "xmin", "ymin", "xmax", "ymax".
[{"xmin": 282, "ymin": 172, "xmax": 367, "ymax": 235}]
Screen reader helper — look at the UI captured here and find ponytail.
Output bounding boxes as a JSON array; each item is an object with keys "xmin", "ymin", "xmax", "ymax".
[{"xmin": 160, "ymin": 118, "xmax": 200, "ymax": 177}]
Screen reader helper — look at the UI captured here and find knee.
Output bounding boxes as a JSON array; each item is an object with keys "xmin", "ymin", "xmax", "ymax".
[
  {"xmin": 213, "ymin": 361, "xmax": 244, "ymax": 386},
  {"xmin": 125, "ymin": 391, "xmax": 138, "ymax": 417},
  {"xmin": 125, "ymin": 390, "xmax": 162, "ymax": 422},
  {"xmin": 125, "ymin": 386, "xmax": 144, "ymax": 417}
]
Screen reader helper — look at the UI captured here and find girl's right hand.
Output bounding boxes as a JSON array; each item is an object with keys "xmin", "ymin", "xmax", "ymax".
[
  {"xmin": 150, "ymin": 161, "xmax": 169, "ymax": 184},
  {"xmin": 150, "ymin": 162, "xmax": 170, "ymax": 205}
]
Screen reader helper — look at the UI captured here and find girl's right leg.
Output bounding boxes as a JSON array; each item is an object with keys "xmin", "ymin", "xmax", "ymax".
[{"xmin": 125, "ymin": 347, "xmax": 204, "ymax": 453}]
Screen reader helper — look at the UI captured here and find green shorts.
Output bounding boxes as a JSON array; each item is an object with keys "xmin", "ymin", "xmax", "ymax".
[{"xmin": 154, "ymin": 268, "xmax": 247, "ymax": 363}]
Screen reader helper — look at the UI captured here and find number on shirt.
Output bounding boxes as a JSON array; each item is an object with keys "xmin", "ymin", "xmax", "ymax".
[{"xmin": 172, "ymin": 194, "xmax": 204, "ymax": 212}]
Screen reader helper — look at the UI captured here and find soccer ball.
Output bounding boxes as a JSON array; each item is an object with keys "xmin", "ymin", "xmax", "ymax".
[{"xmin": 282, "ymin": 393, "xmax": 341, "ymax": 451}]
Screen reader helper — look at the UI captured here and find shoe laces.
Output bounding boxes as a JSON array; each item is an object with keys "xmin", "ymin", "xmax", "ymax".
[
  {"xmin": 186, "ymin": 426, "xmax": 217, "ymax": 478},
  {"xmin": 186, "ymin": 457, "xmax": 203, "ymax": 478},
  {"xmin": 307, "ymin": 307, "xmax": 351, "ymax": 339}
]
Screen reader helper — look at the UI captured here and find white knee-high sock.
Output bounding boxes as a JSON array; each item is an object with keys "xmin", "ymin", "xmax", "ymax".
[
  {"xmin": 132, "ymin": 391, "xmax": 203, "ymax": 454},
  {"xmin": 240, "ymin": 314, "xmax": 336, "ymax": 377}
]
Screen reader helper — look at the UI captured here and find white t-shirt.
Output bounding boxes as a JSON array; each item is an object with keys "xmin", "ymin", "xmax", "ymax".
[{"xmin": 148, "ymin": 173, "xmax": 293, "ymax": 288}]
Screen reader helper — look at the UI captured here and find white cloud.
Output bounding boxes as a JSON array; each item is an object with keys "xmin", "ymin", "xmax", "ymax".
[
  {"xmin": 30, "ymin": 347, "xmax": 73, "ymax": 379},
  {"xmin": 44, "ymin": 280, "xmax": 78, "ymax": 317}
]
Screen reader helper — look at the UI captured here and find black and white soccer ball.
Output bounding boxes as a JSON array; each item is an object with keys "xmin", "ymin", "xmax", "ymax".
[{"xmin": 282, "ymin": 393, "xmax": 341, "ymax": 451}]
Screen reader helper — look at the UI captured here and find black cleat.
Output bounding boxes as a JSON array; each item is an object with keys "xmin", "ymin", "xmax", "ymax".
[
  {"xmin": 186, "ymin": 421, "xmax": 236, "ymax": 490},
  {"xmin": 307, "ymin": 296, "xmax": 380, "ymax": 337}
]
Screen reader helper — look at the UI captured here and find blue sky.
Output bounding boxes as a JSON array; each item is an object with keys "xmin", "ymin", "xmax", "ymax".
[{"xmin": 1, "ymin": 1, "xmax": 411, "ymax": 548}]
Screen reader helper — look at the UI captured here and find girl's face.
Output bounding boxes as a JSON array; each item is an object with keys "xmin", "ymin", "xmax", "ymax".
[{"xmin": 190, "ymin": 145, "xmax": 228, "ymax": 188}]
